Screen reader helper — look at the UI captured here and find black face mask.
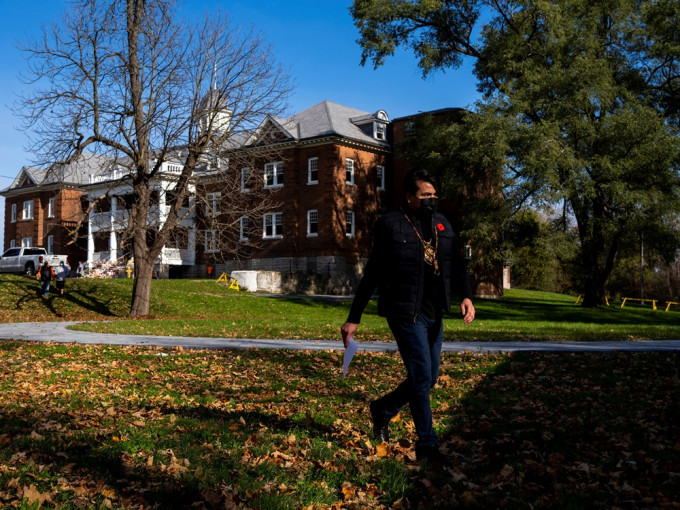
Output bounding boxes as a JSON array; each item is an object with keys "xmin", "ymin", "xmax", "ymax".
[{"xmin": 419, "ymin": 198, "xmax": 439, "ymax": 216}]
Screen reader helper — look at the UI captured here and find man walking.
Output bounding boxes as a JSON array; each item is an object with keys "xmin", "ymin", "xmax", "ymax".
[
  {"xmin": 36, "ymin": 261, "xmax": 56, "ymax": 298},
  {"xmin": 341, "ymin": 169, "xmax": 475, "ymax": 465},
  {"xmin": 54, "ymin": 260, "xmax": 70, "ymax": 297}
]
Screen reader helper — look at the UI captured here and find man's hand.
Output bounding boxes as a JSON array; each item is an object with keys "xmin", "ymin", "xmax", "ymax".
[
  {"xmin": 341, "ymin": 321, "xmax": 358, "ymax": 348},
  {"xmin": 461, "ymin": 298, "xmax": 475, "ymax": 325}
]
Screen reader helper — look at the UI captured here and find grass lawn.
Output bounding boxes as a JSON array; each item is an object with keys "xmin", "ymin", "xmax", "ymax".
[
  {"xmin": 2, "ymin": 275, "xmax": 680, "ymax": 342},
  {"xmin": 1, "ymin": 275, "xmax": 679, "ymax": 508},
  {"xmin": 0, "ymin": 343, "xmax": 678, "ymax": 508}
]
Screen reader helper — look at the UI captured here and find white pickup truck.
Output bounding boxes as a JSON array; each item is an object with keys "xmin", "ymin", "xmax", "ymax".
[{"xmin": 0, "ymin": 247, "xmax": 69, "ymax": 276}]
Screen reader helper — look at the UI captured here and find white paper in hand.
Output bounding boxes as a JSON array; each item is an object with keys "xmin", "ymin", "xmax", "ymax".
[{"xmin": 342, "ymin": 337, "xmax": 359, "ymax": 377}]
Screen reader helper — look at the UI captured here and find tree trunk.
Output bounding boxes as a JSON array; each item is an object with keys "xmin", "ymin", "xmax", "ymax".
[
  {"xmin": 581, "ymin": 273, "xmax": 608, "ymax": 307},
  {"xmin": 130, "ymin": 253, "xmax": 156, "ymax": 316},
  {"xmin": 578, "ymin": 227, "xmax": 620, "ymax": 308},
  {"xmin": 128, "ymin": 178, "xmax": 159, "ymax": 318}
]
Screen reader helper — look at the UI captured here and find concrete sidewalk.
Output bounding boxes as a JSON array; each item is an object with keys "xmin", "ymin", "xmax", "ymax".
[{"xmin": 1, "ymin": 321, "xmax": 680, "ymax": 353}]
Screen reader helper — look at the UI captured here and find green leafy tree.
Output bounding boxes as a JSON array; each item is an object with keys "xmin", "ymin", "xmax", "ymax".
[
  {"xmin": 504, "ymin": 209, "xmax": 579, "ymax": 292},
  {"xmin": 396, "ymin": 110, "xmax": 511, "ymax": 292},
  {"xmin": 352, "ymin": 0, "xmax": 680, "ymax": 306}
]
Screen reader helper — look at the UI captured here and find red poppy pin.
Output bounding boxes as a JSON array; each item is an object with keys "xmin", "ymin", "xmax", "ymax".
[{"xmin": 436, "ymin": 223, "xmax": 445, "ymax": 232}]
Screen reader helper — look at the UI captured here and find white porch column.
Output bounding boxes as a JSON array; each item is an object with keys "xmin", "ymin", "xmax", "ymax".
[
  {"xmin": 188, "ymin": 229, "xmax": 196, "ymax": 264},
  {"xmin": 109, "ymin": 197, "xmax": 118, "ymax": 261},
  {"xmin": 157, "ymin": 187, "xmax": 167, "ymax": 265},
  {"xmin": 87, "ymin": 202, "xmax": 94, "ymax": 267}
]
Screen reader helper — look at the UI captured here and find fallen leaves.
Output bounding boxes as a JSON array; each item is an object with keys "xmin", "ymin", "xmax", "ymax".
[
  {"xmin": 21, "ymin": 484, "xmax": 53, "ymax": 508},
  {"xmin": 0, "ymin": 343, "xmax": 678, "ymax": 508}
]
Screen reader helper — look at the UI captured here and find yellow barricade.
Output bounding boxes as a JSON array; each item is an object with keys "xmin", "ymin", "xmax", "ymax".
[
  {"xmin": 575, "ymin": 295, "xmax": 609, "ymax": 306},
  {"xmin": 620, "ymin": 297, "xmax": 657, "ymax": 310},
  {"xmin": 216, "ymin": 272, "xmax": 239, "ymax": 291},
  {"xmin": 664, "ymin": 301, "xmax": 680, "ymax": 312}
]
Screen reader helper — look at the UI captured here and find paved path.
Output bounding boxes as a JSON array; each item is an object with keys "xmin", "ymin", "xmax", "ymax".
[{"xmin": 1, "ymin": 321, "xmax": 680, "ymax": 353}]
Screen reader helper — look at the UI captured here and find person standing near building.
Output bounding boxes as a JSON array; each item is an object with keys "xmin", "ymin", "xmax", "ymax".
[
  {"xmin": 341, "ymin": 168, "xmax": 475, "ymax": 466},
  {"xmin": 36, "ymin": 261, "xmax": 56, "ymax": 298},
  {"xmin": 53, "ymin": 260, "xmax": 70, "ymax": 297}
]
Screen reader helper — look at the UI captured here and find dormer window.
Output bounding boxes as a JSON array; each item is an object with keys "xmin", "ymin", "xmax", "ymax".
[
  {"xmin": 374, "ymin": 122, "xmax": 386, "ymax": 140},
  {"xmin": 350, "ymin": 109, "xmax": 390, "ymax": 142}
]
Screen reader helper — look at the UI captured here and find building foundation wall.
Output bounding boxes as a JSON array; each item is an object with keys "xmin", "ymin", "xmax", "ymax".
[{"xmin": 187, "ymin": 255, "xmax": 367, "ymax": 294}]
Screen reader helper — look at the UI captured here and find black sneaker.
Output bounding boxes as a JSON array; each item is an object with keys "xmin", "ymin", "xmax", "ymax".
[
  {"xmin": 415, "ymin": 444, "xmax": 452, "ymax": 467},
  {"xmin": 369, "ymin": 401, "xmax": 390, "ymax": 443}
]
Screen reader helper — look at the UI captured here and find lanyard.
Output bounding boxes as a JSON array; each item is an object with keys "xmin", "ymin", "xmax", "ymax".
[{"xmin": 403, "ymin": 213, "xmax": 440, "ymax": 275}]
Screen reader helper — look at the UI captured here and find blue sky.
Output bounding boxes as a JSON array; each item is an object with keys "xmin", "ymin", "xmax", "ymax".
[{"xmin": 0, "ymin": 0, "xmax": 480, "ymax": 251}]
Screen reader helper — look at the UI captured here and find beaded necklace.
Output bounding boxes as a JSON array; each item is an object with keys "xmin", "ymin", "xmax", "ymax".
[{"xmin": 404, "ymin": 212, "xmax": 440, "ymax": 275}]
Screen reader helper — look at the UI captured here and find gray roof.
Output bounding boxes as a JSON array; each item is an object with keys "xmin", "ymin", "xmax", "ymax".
[
  {"xmin": 43, "ymin": 153, "xmax": 113, "ymax": 185},
  {"xmin": 247, "ymin": 100, "xmax": 390, "ymax": 148},
  {"xmin": 1, "ymin": 153, "xmax": 113, "ymax": 195},
  {"xmin": 1, "ymin": 101, "xmax": 389, "ymax": 195}
]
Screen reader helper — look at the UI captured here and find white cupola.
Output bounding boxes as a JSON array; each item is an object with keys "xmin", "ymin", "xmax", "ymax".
[{"xmin": 198, "ymin": 89, "xmax": 232, "ymax": 137}]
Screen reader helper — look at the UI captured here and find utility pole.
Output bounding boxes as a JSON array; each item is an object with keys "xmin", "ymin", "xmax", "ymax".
[{"xmin": 640, "ymin": 233, "xmax": 644, "ymax": 299}]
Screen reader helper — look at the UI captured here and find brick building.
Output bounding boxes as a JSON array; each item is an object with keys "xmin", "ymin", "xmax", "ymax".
[
  {"xmin": 1, "ymin": 101, "xmax": 390, "ymax": 292},
  {"xmin": 1, "ymin": 154, "xmax": 110, "ymax": 269},
  {"xmin": 197, "ymin": 100, "xmax": 390, "ymax": 292},
  {"xmin": 2, "ymin": 100, "xmax": 502, "ymax": 296}
]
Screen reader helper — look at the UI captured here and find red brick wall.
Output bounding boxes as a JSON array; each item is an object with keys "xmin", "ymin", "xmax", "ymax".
[
  {"xmin": 3, "ymin": 188, "xmax": 86, "ymax": 266},
  {"xmin": 198, "ymin": 140, "xmax": 388, "ymax": 266}
]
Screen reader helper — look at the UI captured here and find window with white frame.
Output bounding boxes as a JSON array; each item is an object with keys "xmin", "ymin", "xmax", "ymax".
[
  {"xmin": 21, "ymin": 237, "xmax": 33, "ymax": 248},
  {"xmin": 206, "ymin": 192, "xmax": 221, "ymax": 216},
  {"xmin": 9, "ymin": 240, "xmax": 16, "ymax": 249},
  {"xmin": 264, "ymin": 162, "xmax": 284, "ymax": 188},
  {"xmin": 204, "ymin": 230, "xmax": 218, "ymax": 252},
  {"xmin": 308, "ymin": 157, "xmax": 318, "ymax": 184},
  {"xmin": 307, "ymin": 210, "xmax": 318, "ymax": 237},
  {"xmin": 345, "ymin": 210, "xmax": 355, "ymax": 237},
  {"xmin": 377, "ymin": 165, "xmax": 385, "ymax": 191},
  {"xmin": 241, "ymin": 168, "xmax": 251, "ymax": 192},
  {"xmin": 263, "ymin": 212, "xmax": 283, "ymax": 238},
  {"xmin": 345, "ymin": 158, "xmax": 354, "ymax": 185},
  {"xmin": 47, "ymin": 235, "xmax": 54, "ymax": 254},
  {"xmin": 10, "ymin": 203, "xmax": 16, "ymax": 223},
  {"xmin": 48, "ymin": 197, "xmax": 55, "ymax": 218},
  {"xmin": 240, "ymin": 217, "xmax": 249, "ymax": 241},
  {"xmin": 374, "ymin": 122, "xmax": 386, "ymax": 140},
  {"xmin": 22, "ymin": 200, "xmax": 33, "ymax": 220}
]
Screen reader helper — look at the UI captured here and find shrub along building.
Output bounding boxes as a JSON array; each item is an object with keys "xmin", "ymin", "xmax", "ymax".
[{"xmin": 2, "ymin": 100, "xmax": 502, "ymax": 296}]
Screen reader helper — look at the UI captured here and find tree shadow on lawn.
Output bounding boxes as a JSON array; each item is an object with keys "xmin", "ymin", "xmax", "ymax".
[
  {"xmin": 8, "ymin": 276, "xmax": 119, "ymax": 318},
  {"xmin": 266, "ymin": 292, "xmax": 679, "ymax": 329},
  {"xmin": 472, "ymin": 295, "xmax": 680, "ymax": 326},
  {"xmin": 401, "ymin": 351, "xmax": 680, "ymax": 508},
  {"xmin": 0, "ymin": 400, "xmax": 337, "ymax": 508}
]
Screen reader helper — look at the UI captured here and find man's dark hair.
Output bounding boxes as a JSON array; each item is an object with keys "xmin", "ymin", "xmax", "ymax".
[{"xmin": 403, "ymin": 169, "xmax": 439, "ymax": 196}]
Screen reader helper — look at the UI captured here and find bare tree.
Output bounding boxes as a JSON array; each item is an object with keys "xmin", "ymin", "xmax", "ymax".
[{"xmin": 16, "ymin": 0, "xmax": 292, "ymax": 316}]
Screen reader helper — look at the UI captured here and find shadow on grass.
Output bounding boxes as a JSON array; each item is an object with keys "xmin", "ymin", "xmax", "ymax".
[
  {"xmin": 6, "ymin": 276, "xmax": 119, "ymax": 318},
  {"xmin": 267, "ymin": 291, "xmax": 680, "ymax": 330},
  {"xmin": 397, "ymin": 352, "xmax": 680, "ymax": 508},
  {"xmin": 469, "ymin": 295, "xmax": 680, "ymax": 326},
  {"xmin": 0, "ymin": 400, "xmax": 335, "ymax": 508}
]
